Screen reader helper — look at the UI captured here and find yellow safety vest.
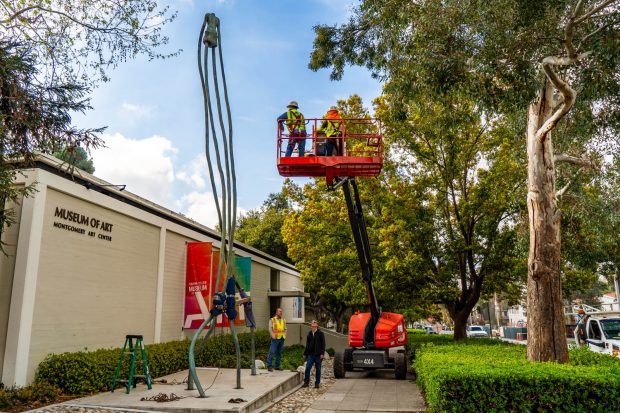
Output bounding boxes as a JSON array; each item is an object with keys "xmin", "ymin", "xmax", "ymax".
[
  {"xmin": 286, "ymin": 109, "xmax": 306, "ymax": 133},
  {"xmin": 271, "ymin": 317, "xmax": 286, "ymax": 339},
  {"xmin": 323, "ymin": 110, "xmax": 341, "ymax": 137}
]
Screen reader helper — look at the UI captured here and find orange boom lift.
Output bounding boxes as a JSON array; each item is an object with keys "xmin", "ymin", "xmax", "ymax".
[{"xmin": 276, "ymin": 117, "xmax": 408, "ymax": 379}]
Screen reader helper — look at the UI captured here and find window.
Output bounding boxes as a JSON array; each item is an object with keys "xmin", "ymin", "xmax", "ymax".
[
  {"xmin": 589, "ymin": 320, "xmax": 602, "ymax": 340},
  {"xmin": 600, "ymin": 319, "xmax": 620, "ymax": 339},
  {"xmin": 270, "ymin": 269, "xmax": 280, "ymax": 291}
]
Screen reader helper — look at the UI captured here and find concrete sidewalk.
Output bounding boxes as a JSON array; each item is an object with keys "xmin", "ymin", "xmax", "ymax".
[
  {"xmin": 306, "ymin": 371, "xmax": 426, "ymax": 413},
  {"xmin": 58, "ymin": 368, "xmax": 300, "ymax": 413}
]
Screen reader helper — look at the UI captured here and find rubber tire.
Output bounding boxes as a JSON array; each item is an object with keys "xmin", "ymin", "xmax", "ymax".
[
  {"xmin": 344, "ymin": 348, "xmax": 353, "ymax": 371},
  {"xmin": 394, "ymin": 352, "xmax": 407, "ymax": 380},
  {"xmin": 334, "ymin": 351, "xmax": 346, "ymax": 379}
]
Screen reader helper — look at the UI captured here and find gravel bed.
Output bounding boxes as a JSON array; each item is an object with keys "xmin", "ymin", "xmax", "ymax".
[
  {"xmin": 263, "ymin": 358, "xmax": 335, "ymax": 413},
  {"xmin": 29, "ymin": 407, "xmax": 143, "ymax": 413}
]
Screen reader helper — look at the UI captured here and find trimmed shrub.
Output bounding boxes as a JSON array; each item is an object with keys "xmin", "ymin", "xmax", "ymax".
[
  {"xmin": 0, "ymin": 381, "xmax": 61, "ymax": 412},
  {"xmin": 407, "ymin": 328, "xmax": 427, "ymax": 334},
  {"xmin": 35, "ymin": 330, "xmax": 272, "ymax": 395},
  {"xmin": 281, "ymin": 345, "xmax": 305, "ymax": 371},
  {"xmin": 326, "ymin": 347, "xmax": 335, "ymax": 357},
  {"xmin": 414, "ymin": 342, "xmax": 620, "ymax": 413}
]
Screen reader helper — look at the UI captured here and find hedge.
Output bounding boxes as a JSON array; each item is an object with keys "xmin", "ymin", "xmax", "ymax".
[
  {"xmin": 35, "ymin": 330, "xmax": 280, "ymax": 395},
  {"xmin": 414, "ymin": 340, "xmax": 620, "ymax": 413},
  {"xmin": 0, "ymin": 381, "xmax": 60, "ymax": 412}
]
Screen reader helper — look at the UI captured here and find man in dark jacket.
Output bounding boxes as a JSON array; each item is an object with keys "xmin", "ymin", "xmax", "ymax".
[{"xmin": 302, "ymin": 320, "xmax": 326, "ymax": 388}]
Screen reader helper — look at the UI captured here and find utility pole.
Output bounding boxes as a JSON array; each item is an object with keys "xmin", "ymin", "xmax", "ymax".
[{"xmin": 614, "ymin": 274, "xmax": 620, "ymax": 311}]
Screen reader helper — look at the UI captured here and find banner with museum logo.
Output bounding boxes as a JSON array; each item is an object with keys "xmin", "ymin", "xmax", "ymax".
[
  {"xmin": 184, "ymin": 242, "xmax": 213, "ymax": 329},
  {"xmin": 184, "ymin": 243, "xmax": 251, "ymax": 329}
]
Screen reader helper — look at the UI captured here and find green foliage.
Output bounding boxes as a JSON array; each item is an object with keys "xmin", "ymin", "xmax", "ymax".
[
  {"xmin": 414, "ymin": 340, "xmax": 620, "ymax": 412},
  {"xmin": 407, "ymin": 329, "xmax": 427, "ymax": 334},
  {"xmin": 0, "ymin": 41, "xmax": 103, "ymax": 253},
  {"xmin": 326, "ymin": 347, "xmax": 335, "ymax": 357},
  {"xmin": 0, "ymin": 0, "xmax": 177, "ymax": 87},
  {"xmin": 280, "ymin": 345, "xmax": 305, "ymax": 371},
  {"xmin": 53, "ymin": 146, "xmax": 95, "ymax": 174},
  {"xmin": 35, "ymin": 330, "xmax": 273, "ymax": 395},
  {"xmin": 236, "ymin": 187, "xmax": 292, "ymax": 263},
  {"xmin": 0, "ymin": 381, "xmax": 61, "ymax": 412}
]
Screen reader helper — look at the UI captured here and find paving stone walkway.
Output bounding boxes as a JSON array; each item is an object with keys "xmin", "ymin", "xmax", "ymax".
[{"xmin": 264, "ymin": 360, "xmax": 426, "ymax": 413}]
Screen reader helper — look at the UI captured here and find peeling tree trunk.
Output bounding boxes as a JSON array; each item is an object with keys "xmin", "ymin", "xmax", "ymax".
[{"xmin": 526, "ymin": 80, "xmax": 568, "ymax": 363}]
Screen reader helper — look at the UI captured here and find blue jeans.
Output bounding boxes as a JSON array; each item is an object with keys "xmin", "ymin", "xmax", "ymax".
[
  {"xmin": 285, "ymin": 130, "xmax": 307, "ymax": 157},
  {"xmin": 304, "ymin": 355, "xmax": 322, "ymax": 385},
  {"xmin": 267, "ymin": 338, "xmax": 285, "ymax": 368}
]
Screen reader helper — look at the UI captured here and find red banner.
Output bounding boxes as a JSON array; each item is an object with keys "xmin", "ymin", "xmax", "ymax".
[{"xmin": 184, "ymin": 242, "xmax": 212, "ymax": 330}]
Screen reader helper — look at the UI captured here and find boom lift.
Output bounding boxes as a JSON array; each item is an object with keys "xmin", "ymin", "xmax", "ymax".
[{"xmin": 276, "ymin": 118, "xmax": 408, "ymax": 380}]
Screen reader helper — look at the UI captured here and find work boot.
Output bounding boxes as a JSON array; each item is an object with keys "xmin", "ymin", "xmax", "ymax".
[
  {"xmin": 314, "ymin": 383, "xmax": 320, "ymax": 389},
  {"xmin": 267, "ymin": 367, "xmax": 273, "ymax": 372},
  {"xmin": 301, "ymin": 382, "xmax": 309, "ymax": 388},
  {"xmin": 275, "ymin": 367, "xmax": 282, "ymax": 371}
]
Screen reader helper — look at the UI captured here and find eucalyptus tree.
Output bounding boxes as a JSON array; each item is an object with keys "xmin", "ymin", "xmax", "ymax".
[{"xmin": 310, "ymin": 0, "xmax": 620, "ymax": 362}]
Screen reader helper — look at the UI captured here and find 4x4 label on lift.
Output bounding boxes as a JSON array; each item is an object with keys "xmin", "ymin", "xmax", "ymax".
[{"xmin": 352, "ymin": 351, "xmax": 385, "ymax": 368}]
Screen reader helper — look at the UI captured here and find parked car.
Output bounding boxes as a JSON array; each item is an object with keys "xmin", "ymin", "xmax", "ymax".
[
  {"xmin": 466, "ymin": 325, "xmax": 489, "ymax": 338},
  {"xmin": 424, "ymin": 325, "xmax": 437, "ymax": 334}
]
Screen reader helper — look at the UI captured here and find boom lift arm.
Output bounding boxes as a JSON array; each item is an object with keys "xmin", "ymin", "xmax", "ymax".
[{"xmin": 335, "ymin": 176, "xmax": 380, "ymax": 348}]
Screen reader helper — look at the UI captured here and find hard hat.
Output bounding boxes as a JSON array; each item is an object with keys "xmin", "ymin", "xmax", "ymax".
[
  {"xmin": 329, "ymin": 106, "xmax": 338, "ymax": 110},
  {"xmin": 287, "ymin": 101, "xmax": 299, "ymax": 108}
]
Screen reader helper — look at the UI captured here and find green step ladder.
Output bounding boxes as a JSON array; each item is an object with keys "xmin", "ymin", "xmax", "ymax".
[{"xmin": 111, "ymin": 335, "xmax": 152, "ymax": 394}]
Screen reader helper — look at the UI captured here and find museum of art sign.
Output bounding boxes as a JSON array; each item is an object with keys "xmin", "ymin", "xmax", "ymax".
[{"xmin": 52, "ymin": 206, "xmax": 114, "ymax": 242}]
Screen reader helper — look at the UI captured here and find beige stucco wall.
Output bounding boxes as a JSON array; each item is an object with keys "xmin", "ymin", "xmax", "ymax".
[
  {"xmin": 161, "ymin": 230, "xmax": 196, "ymax": 342},
  {"xmin": 27, "ymin": 188, "xmax": 160, "ymax": 382},
  {"xmin": 0, "ymin": 193, "xmax": 23, "ymax": 380},
  {"xmin": 251, "ymin": 262, "xmax": 271, "ymax": 331}
]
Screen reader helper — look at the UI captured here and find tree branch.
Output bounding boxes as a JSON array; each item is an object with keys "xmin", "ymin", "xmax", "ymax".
[
  {"xmin": 556, "ymin": 180, "xmax": 573, "ymax": 199},
  {"xmin": 1, "ymin": 5, "xmax": 135, "ymax": 36},
  {"xmin": 578, "ymin": 18, "xmax": 620, "ymax": 50},
  {"xmin": 575, "ymin": 0, "xmax": 619, "ymax": 25},
  {"xmin": 553, "ymin": 153, "xmax": 595, "ymax": 167},
  {"xmin": 535, "ymin": 54, "xmax": 587, "ymax": 142}
]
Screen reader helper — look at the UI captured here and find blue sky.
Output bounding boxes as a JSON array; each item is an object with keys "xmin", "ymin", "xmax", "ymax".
[{"xmin": 75, "ymin": 0, "xmax": 381, "ymax": 228}]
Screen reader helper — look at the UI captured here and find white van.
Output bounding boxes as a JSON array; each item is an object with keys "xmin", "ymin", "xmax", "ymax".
[{"xmin": 574, "ymin": 311, "xmax": 620, "ymax": 357}]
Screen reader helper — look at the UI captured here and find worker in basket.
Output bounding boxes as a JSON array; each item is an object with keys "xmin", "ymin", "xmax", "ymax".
[
  {"xmin": 317, "ymin": 106, "xmax": 342, "ymax": 156},
  {"xmin": 278, "ymin": 101, "xmax": 307, "ymax": 157}
]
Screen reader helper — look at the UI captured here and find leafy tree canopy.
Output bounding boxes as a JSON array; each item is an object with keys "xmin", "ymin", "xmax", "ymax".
[{"xmin": 0, "ymin": 0, "xmax": 177, "ymax": 86}]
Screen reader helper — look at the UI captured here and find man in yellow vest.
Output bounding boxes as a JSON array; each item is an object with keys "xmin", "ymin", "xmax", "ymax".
[
  {"xmin": 267, "ymin": 307, "xmax": 287, "ymax": 371},
  {"xmin": 277, "ymin": 101, "xmax": 307, "ymax": 157}
]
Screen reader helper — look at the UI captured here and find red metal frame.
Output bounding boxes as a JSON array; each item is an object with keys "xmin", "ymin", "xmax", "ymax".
[{"xmin": 276, "ymin": 118, "xmax": 383, "ymax": 185}]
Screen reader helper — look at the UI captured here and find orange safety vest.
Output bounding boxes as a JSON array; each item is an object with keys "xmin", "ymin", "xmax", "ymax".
[
  {"xmin": 271, "ymin": 317, "xmax": 286, "ymax": 339},
  {"xmin": 323, "ymin": 109, "xmax": 341, "ymax": 137}
]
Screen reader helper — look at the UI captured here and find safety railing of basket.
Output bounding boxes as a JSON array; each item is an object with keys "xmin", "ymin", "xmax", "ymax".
[{"xmin": 277, "ymin": 118, "xmax": 383, "ymax": 159}]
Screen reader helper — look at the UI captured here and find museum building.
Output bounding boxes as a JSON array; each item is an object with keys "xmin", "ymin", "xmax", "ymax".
[{"xmin": 0, "ymin": 154, "xmax": 307, "ymax": 386}]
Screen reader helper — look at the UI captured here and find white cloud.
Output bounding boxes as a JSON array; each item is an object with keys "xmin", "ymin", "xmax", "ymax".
[
  {"xmin": 92, "ymin": 133, "xmax": 177, "ymax": 206},
  {"xmin": 120, "ymin": 102, "xmax": 155, "ymax": 119},
  {"xmin": 176, "ymin": 155, "xmax": 208, "ymax": 189}
]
